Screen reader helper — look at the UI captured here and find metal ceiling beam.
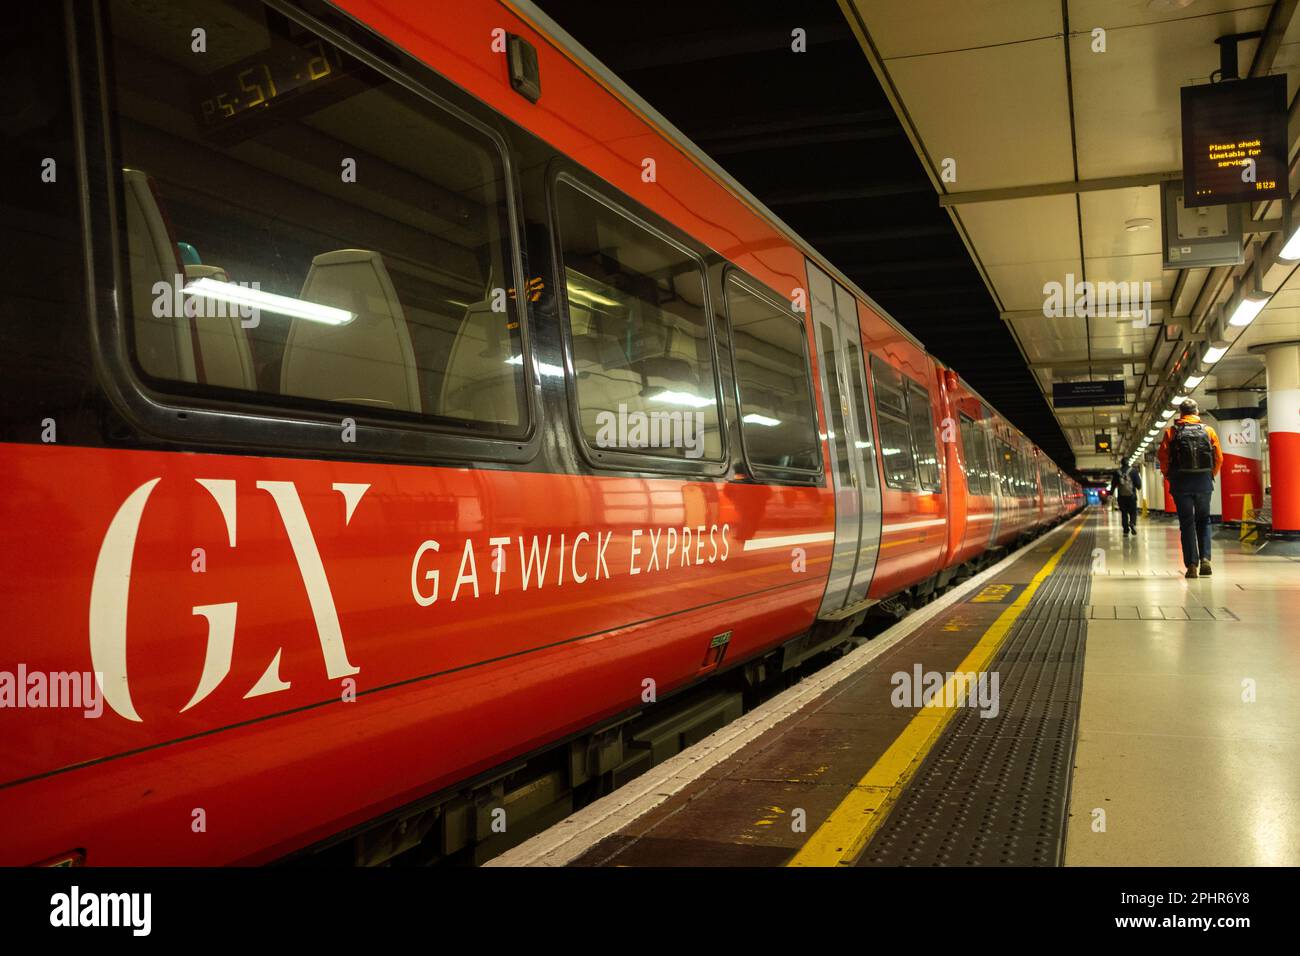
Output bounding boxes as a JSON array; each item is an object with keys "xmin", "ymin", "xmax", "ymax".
[
  {"xmin": 1029, "ymin": 358, "xmax": 1130, "ymax": 375},
  {"xmin": 1249, "ymin": 0, "xmax": 1299, "ymax": 78},
  {"xmin": 938, "ymin": 171, "xmax": 1181, "ymax": 207},
  {"xmin": 1000, "ymin": 301, "xmax": 1171, "ymax": 322}
]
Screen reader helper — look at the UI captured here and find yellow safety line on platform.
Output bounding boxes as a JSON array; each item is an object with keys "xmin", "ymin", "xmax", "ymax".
[{"xmin": 787, "ymin": 516, "xmax": 1087, "ymax": 867}]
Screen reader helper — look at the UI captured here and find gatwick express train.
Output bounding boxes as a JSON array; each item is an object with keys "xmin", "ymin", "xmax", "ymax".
[{"xmin": 0, "ymin": 0, "xmax": 1082, "ymax": 865}]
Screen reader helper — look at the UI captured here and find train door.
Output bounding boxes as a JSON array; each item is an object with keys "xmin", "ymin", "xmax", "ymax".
[
  {"xmin": 807, "ymin": 262, "xmax": 882, "ymax": 616},
  {"xmin": 984, "ymin": 408, "xmax": 1003, "ymax": 547}
]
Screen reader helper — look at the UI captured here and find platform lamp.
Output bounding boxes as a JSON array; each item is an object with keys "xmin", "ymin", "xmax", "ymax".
[
  {"xmin": 1226, "ymin": 257, "xmax": 1271, "ymax": 329},
  {"xmin": 1279, "ymin": 193, "xmax": 1300, "ymax": 261},
  {"xmin": 1201, "ymin": 303, "xmax": 1231, "ymax": 368}
]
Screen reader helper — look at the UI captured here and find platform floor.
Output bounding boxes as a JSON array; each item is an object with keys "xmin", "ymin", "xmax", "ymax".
[
  {"xmin": 491, "ymin": 508, "xmax": 1300, "ymax": 867},
  {"xmin": 1065, "ymin": 509, "xmax": 1300, "ymax": 866}
]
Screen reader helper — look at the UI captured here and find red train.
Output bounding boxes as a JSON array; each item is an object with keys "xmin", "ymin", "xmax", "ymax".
[{"xmin": 0, "ymin": 0, "xmax": 1081, "ymax": 865}]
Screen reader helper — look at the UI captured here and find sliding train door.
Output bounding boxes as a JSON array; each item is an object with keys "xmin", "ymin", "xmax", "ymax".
[{"xmin": 807, "ymin": 262, "xmax": 882, "ymax": 617}]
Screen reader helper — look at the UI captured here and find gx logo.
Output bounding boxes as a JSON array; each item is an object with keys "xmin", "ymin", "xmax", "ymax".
[{"xmin": 89, "ymin": 478, "xmax": 368, "ymax": 722}]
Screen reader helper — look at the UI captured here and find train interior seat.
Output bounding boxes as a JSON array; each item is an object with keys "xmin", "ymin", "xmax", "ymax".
[
  {"xmin": 182, "ymin": 263, "xmax": 257, "ymax": 392},
  {"xmin": 565, "ymin": 273, "xmax": 644, "ymax": 438},
  {"xmin": 283, "ymin": 249, "xmax": 422, "ymax": 411},
  {"xmin": 438, "ymin": 274, "xmax": 521, "ymax": 426},
  {"xmin": 123, "ymin": 168, "xmax": 255, "ymax": 391}
]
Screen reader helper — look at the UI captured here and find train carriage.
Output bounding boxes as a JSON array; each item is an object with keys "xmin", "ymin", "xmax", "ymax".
[{"xmin": 0, "ymin": 0, "xmax": 1080, "ymax": 865}]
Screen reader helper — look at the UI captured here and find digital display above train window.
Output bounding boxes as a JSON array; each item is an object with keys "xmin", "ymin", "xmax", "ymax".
[
  {"xmin": 192, "ymin": 37, "xmax": 359, "ymax": 136},
  {"xmin": 1180, "ymin": 75, "xmax": 1287, "ymax": 208}
]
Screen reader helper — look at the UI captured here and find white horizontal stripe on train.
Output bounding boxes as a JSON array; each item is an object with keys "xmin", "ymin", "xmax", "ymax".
[
  {"xmin": 881, "ymin": 518, "xmax": 947, "ymax": 532},
  {"xmin": 965, "ymin": 513, "xmax": 995, "ymax": 522},
  {"xmin": 742, "ymin": 532, "xmax": 836, "ymax": 552}
]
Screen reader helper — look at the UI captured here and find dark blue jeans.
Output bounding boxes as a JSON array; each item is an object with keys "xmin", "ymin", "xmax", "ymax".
[
  {"xmin": 1117, "ymin": 495, "xmax": 1138, "ymax": 532},
  {"xmin": 1173, "ymin": 490, "xmax": 1212, "ymax": 567}
]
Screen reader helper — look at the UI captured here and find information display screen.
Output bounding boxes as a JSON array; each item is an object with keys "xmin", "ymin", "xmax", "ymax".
[
  {"xmin": 1181, "ymin": 75, "xmax": 1287, "ymax": 208},
  {"xmin": 1052, "ymin": 380, "xmax": 1125, "ymax": 409},
  {"xmin": 192, "ymin": 36, "xmax": 360, "ymax": 138}
]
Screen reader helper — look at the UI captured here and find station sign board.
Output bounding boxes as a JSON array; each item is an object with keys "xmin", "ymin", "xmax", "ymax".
[
  {"xmin": 1052, "ymin": 380, "xmax": 1126, "ymax": 408},
  {"xmin": 1181, "ymin": 75, "xmax": 1287, "ymax": 208}
]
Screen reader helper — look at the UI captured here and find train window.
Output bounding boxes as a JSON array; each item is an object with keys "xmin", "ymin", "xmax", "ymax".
[
  {"xmin": 843, "ymin": 340, "xmax": 878, "ymax": 489},
  {"xmin": 959, "ymin": 414, "xmax": 991, "ymax": 496},
  {"xmin": 907, "ymin": 379, "xmax": 941, "ymax": 492},
  {"xmin": 996, "ymin": 440, "xmax": 1017, "ymax": 497},
  {"xmin": 869, "ymin": 356, "xmax": 918, "ymax": 489},
  {"xmin": 108, "ymin": 0, "xmax": 529, "ymax": 435},
  {"xmin": 554, "ymin": 178, "xmax": 722, "ymax": 461},
  {"xmin": 724, "ymin": 275, "xmax": 820, "ymax": 474},
  {"xmin": 976, "ymin": 424, "xmax": 994, "ymax": 496}
]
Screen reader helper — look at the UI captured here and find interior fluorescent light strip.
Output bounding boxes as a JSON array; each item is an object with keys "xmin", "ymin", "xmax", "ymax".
[
  {"xmin": 650, "ymin": 390, "xmax": 715, "ymax": 408},
  {"xmin": 183, "ymin": 278, "xmax": 355, "ymax": 326}
]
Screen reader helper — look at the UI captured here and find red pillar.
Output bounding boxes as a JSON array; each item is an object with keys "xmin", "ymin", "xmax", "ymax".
[
  {"xmin": 1264, "ymin": 345, "xmax": 1300, "ymax": 534},
  {"xmin": 1214, "ymin": 391, "xmax": 1264, "ymax": 524}
]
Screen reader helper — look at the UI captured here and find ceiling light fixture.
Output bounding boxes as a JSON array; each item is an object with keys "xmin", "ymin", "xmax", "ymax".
[{"xmin": 1228, "ymin": 292, "xmax": 1269, "ymax": 328}]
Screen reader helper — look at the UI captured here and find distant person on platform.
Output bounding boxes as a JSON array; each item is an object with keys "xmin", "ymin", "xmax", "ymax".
[
  {"xmin": 1157, "ymin": 399, "xmax": 1224, "ymax": 578},
  {"xmin": 1109, "ymin": 463, "xmax": 1142, "ymax": 536}
]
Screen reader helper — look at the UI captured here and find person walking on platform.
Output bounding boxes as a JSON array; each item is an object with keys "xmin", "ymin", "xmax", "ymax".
[
  {"xmin": 1109, "ymin": 463, "xmax": 1142, "ymax": 536},
  {"xmin": 1157, "ymin": 399, "xmax": 1224, "ymax": 578}
]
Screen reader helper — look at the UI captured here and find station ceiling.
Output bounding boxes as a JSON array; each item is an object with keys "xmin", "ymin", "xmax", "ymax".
[
  {"xmin": 843, "ymin": 0, "xmax": 1300, "ymax": 475},
  {"xmin": 532, "ymin": 0, "xmax": 1076, "ymax": 469}
]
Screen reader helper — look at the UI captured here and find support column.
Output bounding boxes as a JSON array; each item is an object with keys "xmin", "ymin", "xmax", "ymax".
[
  {"xmin": 1203, "ymin": 394, "xmax": 1223, "ymax": 523},
  {"xmin": 1143, "ymin": 458, "xmax": 1160, "ymax": 514},
  {"xmin": 1210, "ymin": 390, "xmax": 1264, "ymax": 525},
  {"xmin": 1261, "ymin": 344, "xmax": 1300, "ymax": 535}
]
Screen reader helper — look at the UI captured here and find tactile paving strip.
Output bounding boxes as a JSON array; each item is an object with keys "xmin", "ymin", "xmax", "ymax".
[{"xmin": 860, "ymin": 520, "xmax": 1096, "ymax": 866}]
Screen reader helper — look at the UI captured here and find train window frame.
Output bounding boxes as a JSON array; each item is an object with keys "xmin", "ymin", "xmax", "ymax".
[
  {"xmin": 977, "ymin": 421, "xmax": 995, "ymax": 496},
  {"xmin": 996, "ymin": 439, "xmax": 1017, "ymax": 498},
  {"xmin": 547, "ymin": 166, "xmax": 730, "ymax": 477},
  {"xmin": 959, "ymin": 412, "xmax": 990, "ymax": 496},
  {"xmin": 905, "ymin": 376, "xmax": 941, "ymax": 493},
  {"xmin": 721, "ymin": 268, "xmax": 823, "ymax": 484},
  {"xmin": 79, "ymin": 0, "xmax": 546, "ymax": 466},
  {"xmin": 869, "ymin": 354, "xmax": 920, "ymax": 491}
]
